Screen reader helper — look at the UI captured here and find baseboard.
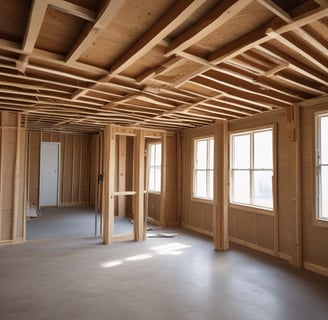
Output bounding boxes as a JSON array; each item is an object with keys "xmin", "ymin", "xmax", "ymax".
[
  {"xmin": 59, "ymin": 201, "xmax": 88, "ymax": 207},
  {"xmin": 181, "ymin": 223, "xmax": 213, "ymax": 237},
  {"xmin": 166, "ymin": 221, "xmax": 180, "ymax": 227},
  {"xmin": 229, "ymin": 236, "xmax": 292, "ymax": 263},
  {"xmin": 0, "ymin": 238, "xmax": 24, "ymax": 246},
  {"xmin": 304, "ymin": 261, "xmax": 328, "ymax": 277}
]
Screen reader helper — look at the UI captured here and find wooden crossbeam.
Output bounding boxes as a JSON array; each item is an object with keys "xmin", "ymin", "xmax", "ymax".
[
  {"xmin": 48, "ymin": 0, "xmax": 97, "ymax": 21},
  {"xmin": 266, "ymin": 28, "xmax": 328, "ymax": 72},
  {"xmin": 165, "ymin": 0, "xmax": 253, "ymax": 56},
  {"xmin": 23, "ymin": 0, "xmax": 48, "ymax": 53},
  {"xmin": 109, "ymin": 0, "xmax": 206, "ymax": 75},
  {"xmin": 66, "ymin": 0, "xmax": 124, "ymax": 64}
]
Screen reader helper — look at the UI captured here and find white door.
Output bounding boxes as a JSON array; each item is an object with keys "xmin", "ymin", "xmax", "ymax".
[{"xmin": 40, "ymin": 142, "xmax": 60, "ymax": 207}]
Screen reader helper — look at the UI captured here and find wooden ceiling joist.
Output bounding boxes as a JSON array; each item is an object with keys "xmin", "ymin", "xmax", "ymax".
[
  {"xmin": 165, "ymin": 0, "xmax": 253, "ymax": 56},
  {"xmin": 0, "ymin": 0, "xmax": 326, "ymax": 131},
  {"xmin": 65, "ymin": 0, "xmax": 125, "ymax": 64},
  {"xmin": 109, "ymin": 0, "xmax": 207, "ymax": 75},
  {"xmin": 48, "ymin": 0, "xmax": 97, "ymax": 22}
]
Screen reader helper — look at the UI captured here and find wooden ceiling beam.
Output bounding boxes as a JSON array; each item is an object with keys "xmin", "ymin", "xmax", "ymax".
[
  {"xmin": 48, "ymin": 0, "xmax": 97, "ymax": 22},
  {"xmin": 23, "ymin": 0, "xmax": 48, "ymax": 53},
  {"xmin": 65, "ymin": 0, "xmax": 125, "ymax": 64},
  {"xmin": 256, "ymin": 44, "xmax": 328, "ymax": 87},
  {"xmin": 109, "ymin": 0, "xmax": 206, "ymax": 75},
  {"xmin": 208, "ymin": 6, "xmax": 328, "ymax": 64},
  {"xmin": 165, "ymin": 0, "xmax": 253, "ymax": 56},
  {"xmin": 266, "ymin": 29, "xmax": 328, "ymax": 72},
  {"xmin": 190, "ymin": 76, "xmax": 281, "ymax": 109}
]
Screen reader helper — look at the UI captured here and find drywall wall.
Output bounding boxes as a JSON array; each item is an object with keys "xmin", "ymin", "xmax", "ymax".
[
  {"xmin": 300, "ymin": 100, "xmax": 328, "ymax": 275},
  {"xmin": 28, "ymin": 131, "xmax": 90, "ymax": 208},
  {"xmin": 0, "ymin": 111, "xmax": 27, "ymax": 244}
]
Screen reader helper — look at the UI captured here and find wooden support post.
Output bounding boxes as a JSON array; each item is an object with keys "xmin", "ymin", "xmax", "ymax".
[
  {"xmin": 118, "ymin": 135, "xmax": 126, "ymax": 217},
  {"xmin": 160, "ymin": 132, "xmax": 167, "ymax": 226},
  {"xmin": 12, "ymin": 113, "xmax": 21, "ymax": 240},
  {"xmin": 102, "ymin": 125, "xmax": 115, "ymax": 244},
  {"xmin": 0, "ymin": 113, "xmax": 3, "ymax": 241},
  {"xmin": 292, "ymin": 105, "xmax": 303, "ymax": 267},
  {"xmin": 134, "ymin": 130, "xmax": 145, "ymax": 241},
  {"xmin": 176, "ymin": 132, "xmax": 182, "ymax": 225},
  {"xmin": 71, "ymin": 135, "xmax": 75, "ymax": 203},
  {"xmin": 214, "ymin": 120, "xmax": 229, "ymax": 251}
]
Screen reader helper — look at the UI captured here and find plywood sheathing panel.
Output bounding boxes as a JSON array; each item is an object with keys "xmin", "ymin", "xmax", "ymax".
[
  {"xmin": 300, "ymin": 99, "xmax": 328, "ymax": 269},
  {"xmin": 0, "ymin": 111, "xmax": 26, "ymax": 244},
  {"xmin": 27, "ymin": 131, "xmax": 91, "ymax": 208}
]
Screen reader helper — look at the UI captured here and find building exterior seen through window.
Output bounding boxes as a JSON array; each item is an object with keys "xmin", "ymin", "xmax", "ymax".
[
  {"xmin": 316, "ymin": 113, "xmax": 328, "ymax": 221},
  {"xmin": 230, "ymin": 128, "xmax": 274, "ymax": 210},
  {"xmin": 193, "ymin": 137, "xmax": 214, "ymax": 200},
  {"xmin": 148, "ymin": 143, "xmax": 161, "ymax": 192}
]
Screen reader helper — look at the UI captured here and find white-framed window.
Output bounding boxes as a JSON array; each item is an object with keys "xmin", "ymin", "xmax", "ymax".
[
  {"xmin": 230, "ymin": 127, "xmax": 274, "ymax": 210},
  {"xmin": 148, "ymin": 142, "xmax": 161, "ymax": 192},
  {"xmin": 193, "ymin": 137, "xmax": 214, "ymax": 200},
  {"xmin": 316, "ymin": 113, "xmax": 328, "ymax": 221}
]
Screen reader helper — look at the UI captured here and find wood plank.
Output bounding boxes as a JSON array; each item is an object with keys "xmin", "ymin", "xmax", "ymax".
[
  {"xmin": 117, "ymin": 135, "xmax": 126, "ymax": 217},
  {"xmin": 190, "ymin": 76, "xmax": 292, "ymax": 109},
  {"xmin": 11, "ymin": 114, "xmax": 21, "ymax": 240},
  {"xmin": 65, "ymin": 0, "xmax": 125, "ymax": 63},
  {"xmin": 256, "ymin": 0, "xmax": 292, "ymax": 22},
  {"xmin": 48, "ymin": 0, "xmax": 97, "ymax": 22},
  {"xmin": 208, "ymin": 6, "xmax": 328, "ymax": 64},
  {"xmin": 214, "ymin": 120, "xmax": 229, "ymax": 251},
  {"xmin": 266, "ymin": 29, "xmax": 328, "ymax": 72},
  {"xmin": 23, "ymin": 0, "xmax": 48, "ymax": 53},
  {"xmin": 0, "ymin": 113, "xmax": 3, "ymax": 240},
  {"xmin": 257, "ymin": 44, "xmax": 328, "ymax": 87},
  {"xmin": 109, "ymin": 0, "xmax": 206, "ymax": 75},
  {"xmin": 166, "ymin": 0, "xmax": 253, "ymax": 56},
  {"xmin": 160, "ymin": 133, "xmax": 166, "ymax": 226}
]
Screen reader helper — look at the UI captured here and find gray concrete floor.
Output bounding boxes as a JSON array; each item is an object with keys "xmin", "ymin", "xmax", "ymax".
[{"xmin": 1, "ymin": 208, "xmax": 328, "ymax": 320}]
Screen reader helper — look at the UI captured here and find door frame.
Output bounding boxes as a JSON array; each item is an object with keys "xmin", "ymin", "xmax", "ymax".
[{"xmin": 39, "ymin": 142, "xmax": 61, "ymax": 208}]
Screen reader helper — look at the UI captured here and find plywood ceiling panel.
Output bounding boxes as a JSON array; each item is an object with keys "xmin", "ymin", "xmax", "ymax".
[{"xmin": 0, "ymin": 0, "xmax": 326, "ymax": 132}]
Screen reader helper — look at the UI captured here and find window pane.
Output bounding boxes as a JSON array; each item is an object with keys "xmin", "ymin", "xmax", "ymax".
[
  {"xmin": 150, "ymin": 144, "xmax": 156, "ymax": 166},
  {"xmin": 196, "ymin": 140, "xmax": 207, "ymax": 169},
  {"xmin": 155, "ymin": 168, "xmax": 161, "ymax": 192},
  {"xmin": 320, "ymin": 116, "xmax": 328, "ymax": 164},
  {"xmin": 149, "ymin": 168, "xmax": 155, "ymax": 191},
  {"xmin": 155, "ymin": 144, "xmax": 161, "ymax": 166},
  {"xmin": 209, "ymin": 138, "xmax": 214, "ymax": 169},
  {"xmin": 232, "ymin": 170, "xmax": 250, "ymax": 204},
  {"xmin": 319, "ymin": 166, "xmax": 328, "ymax": 219},
  {"xmin": 232, "ymin": 134, "xmax": 250, "ymax": 169},
  {"xmin": 195, "ymin": 170, "xmax": 207, "ymax": 198},
  {"xmin": 208, "ymin": 170, "xmax": 214, "ymax": 199},
  {"xmin": 254, "ymin": 130, "xmax": 273, "ymax": 169},
  {"xmin": 253, "ymin": 170, "xmax": 273, "ymax": 208}
]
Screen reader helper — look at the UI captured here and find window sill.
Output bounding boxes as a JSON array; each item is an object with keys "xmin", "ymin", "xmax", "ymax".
[
  {"xmin": 191, "ymin": 197, "xmax": 214, "ymax": 205},
  {"xmin": 229, "ymin": 203, "xmax": 275, "ymax": 216},
  {"xmin": 314, "ymin": 219, "xmax": 328, "ymax": 228},
  {"xmin": 148, "ymin": 191, "xmax": 161, "ymax": 195}
]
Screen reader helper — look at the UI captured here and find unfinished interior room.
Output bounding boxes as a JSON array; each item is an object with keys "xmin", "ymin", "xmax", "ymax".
[{"xmin": 0, "ymin": 0, "xmax": 328, "ymax": 319}]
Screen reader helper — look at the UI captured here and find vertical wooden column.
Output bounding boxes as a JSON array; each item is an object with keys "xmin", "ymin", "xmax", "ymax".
[
  {"xmin": 134, "ymin": 130, "xmax": 145, "ymax": 240},
  {"xmin": 290, "ymin": 106, "xmax": 302, "ymax": 267},
  {"xmin": 214, "ymin": 120, "xmax": 229, "ymax": 251},
  {"xmin": 117, "ymin": 135, "xmax": 126, "ymax": 217},
  {"xmin": 0, "ymin": 114, "xmax": 3, "ymax": 240},
  {"xmin": 160, "ymin": 132, "xmax": 166, "ymax": 226},
  {"xmin": 102, "ymin": 125, "xmax": 115, "ymax": 244},
  {"xmin": 0, "ymin": 111, "xmax": 26, "ymax": 244},
  {"xmin": 12, "ymin": 113, "xmax": 21, "ymax": 240}
]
